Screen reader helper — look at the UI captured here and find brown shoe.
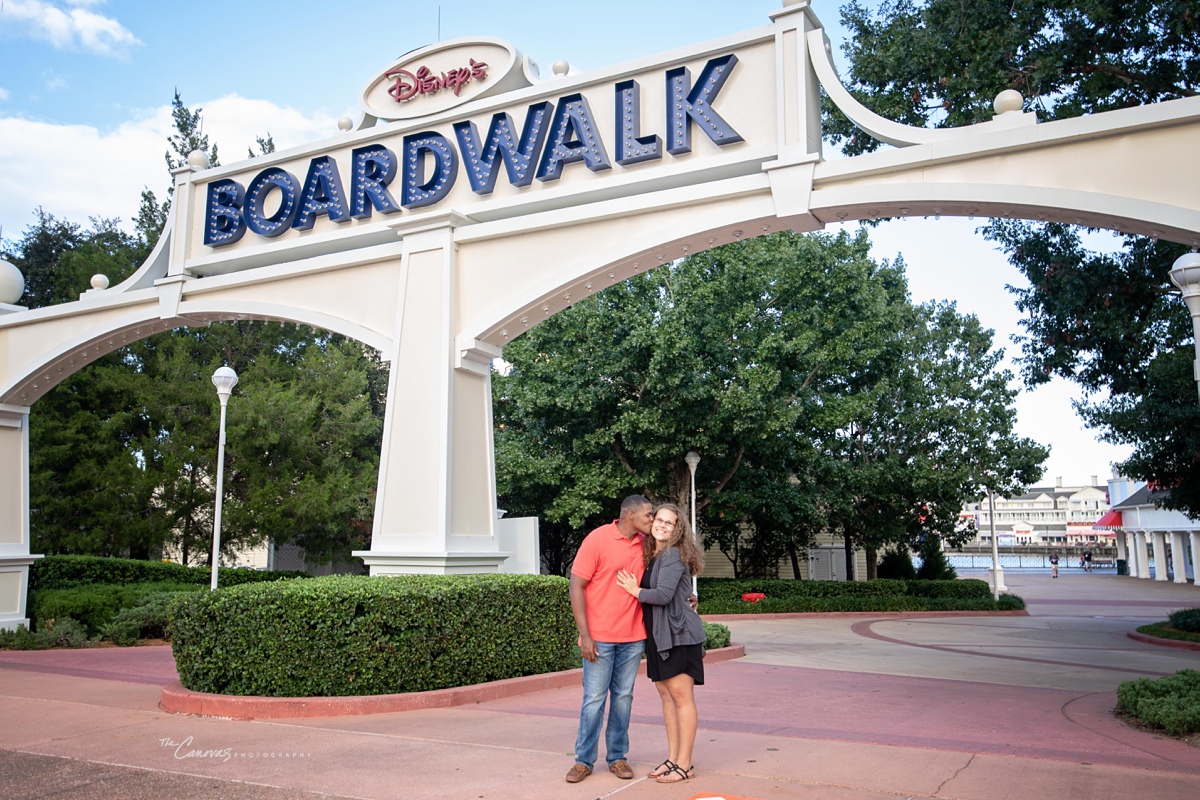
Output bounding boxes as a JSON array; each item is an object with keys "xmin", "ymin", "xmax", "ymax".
[
  {"xmin": 609, "ymin": 759, "xmax": 634, "ymax": 780},
  {"xmin": 565, "ymin": 763, "xmax": 591, "ymax": 783}
]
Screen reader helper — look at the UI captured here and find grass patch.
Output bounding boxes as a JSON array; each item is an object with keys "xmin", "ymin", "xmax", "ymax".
[{"xmin": 1136, "ymin": 622, "xmax": 1200, "ymax": 645}]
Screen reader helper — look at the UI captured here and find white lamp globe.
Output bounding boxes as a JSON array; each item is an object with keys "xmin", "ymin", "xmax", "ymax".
[{"xmin": 0, "ymin": 258, "xmax": 24, "ymax": 305}]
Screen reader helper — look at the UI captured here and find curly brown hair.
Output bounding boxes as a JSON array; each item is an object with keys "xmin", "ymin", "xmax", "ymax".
[{"xmin": 642, "ymin": 503, "xmax": 704, "ymax": 576}]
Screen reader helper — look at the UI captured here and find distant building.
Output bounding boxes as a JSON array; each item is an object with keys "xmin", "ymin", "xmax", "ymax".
[
  {"xmin": 1104, "ymin": 476, "xmax": 1198, "ymax": 583},
  {"xmin": 963, "ymin": 476, "xmax": 1112, "ymax": 548}
]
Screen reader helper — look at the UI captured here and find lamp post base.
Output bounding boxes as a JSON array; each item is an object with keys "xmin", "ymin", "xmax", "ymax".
[{"xmin": 989, "ymin": 566, "xmax": 1007, "ymax": 598}]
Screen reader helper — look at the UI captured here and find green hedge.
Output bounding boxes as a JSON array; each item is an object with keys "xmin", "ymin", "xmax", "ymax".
[
  {"xmin": 170, "ymin": 574, "xmax": 576, "ymax": 697},
  {"xmin": 1136, "ymin": 621, "xmax": 1200, "ymax": 645},
  {"xmin": 1117, "ymin": 669, "xmax": 1200, "ymax": 735},
  {"xmin": 30, "ymin": 554, "xmax": 308, "ymax": 592},
  {"xmin": 31, "ymin": 582, "xmax": 204, "ymax": 636},
  {"xmin": 695, "ymin": 577, "xmax": 1010, "ymax": 614},
  {"xmin": 702, "ymin": 621, "xmax": 731, "ymax": 650},
  {"xmin": 1168, "ymin": 608, "xmax": 1200, "ymax": 634}
]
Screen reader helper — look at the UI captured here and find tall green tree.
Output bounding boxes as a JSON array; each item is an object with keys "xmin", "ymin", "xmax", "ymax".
[
  {"xmin": 828, "ymin": 0, "xmax": 1200, "ymax": 515},
  {"xmin": 495, "ymin": 230, "xmax": 1042, "ymax": 576}
]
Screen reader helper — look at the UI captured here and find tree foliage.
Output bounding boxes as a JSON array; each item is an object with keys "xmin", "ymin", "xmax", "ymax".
[
  {"xmin": 829, "ymin": 0, "xmax": 1200, "ymax": 515},
  {"xmin": 495, "ymin": 231, "xmax": 1044, "ymax": 576}
]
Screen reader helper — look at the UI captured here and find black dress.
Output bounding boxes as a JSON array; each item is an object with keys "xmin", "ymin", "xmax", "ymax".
[{"xmin": 640, "ymin": 557, "xmax": 705, "ymax": 684}]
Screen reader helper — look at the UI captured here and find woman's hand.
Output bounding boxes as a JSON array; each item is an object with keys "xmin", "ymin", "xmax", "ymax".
[{"xmin": 615, "ymin": 569, "xmax": 641, "ymax": 598}]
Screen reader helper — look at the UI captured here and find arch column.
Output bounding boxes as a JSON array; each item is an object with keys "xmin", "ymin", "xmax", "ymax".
[
  {"xmin": 0, "ymin": 404, "xmax": 38, "ymax": 629},
  {"xmin": 1135, "ymin": 531, "xmax": 1152, "ymax": 579},
  {"xmin": 354, "ymin": 216, "xmax": 510, "ymax": 574},
  {"xmin": 1115, "ymin": 531, "xmax": 1128, "ymax": 574},
  {"xmin": 1171, "ymin": 532, "xmax": 1190, "ymax": 584},
  {"xmin": 1151, "ymin": 531, "xmax": 1169, "ymax": 580}
]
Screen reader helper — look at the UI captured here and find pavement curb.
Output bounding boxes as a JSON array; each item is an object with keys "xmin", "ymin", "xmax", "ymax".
[
  {"xmin": 159, "ymin": 643, "xmax": 746, "ymax": 720},
  {"xmin": 1127, "ymin": 630, "xmax": 1200, "ymax": 652}
]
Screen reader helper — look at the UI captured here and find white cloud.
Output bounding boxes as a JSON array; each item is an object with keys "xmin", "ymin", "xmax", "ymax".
[
  {"xmin": 2, "ymin": 0, "xmax": 140, "ymax": 58},
  {"xmin": 0, "ymin": 88, "xmax": 9, "ymax": 101},
  {"xmin": 0, "ymin": 96, "xmax": 340, "ymax": 235}
]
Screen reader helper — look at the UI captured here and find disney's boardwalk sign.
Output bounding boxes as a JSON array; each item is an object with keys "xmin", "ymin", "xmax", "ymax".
[
  {"xmin": 2, "ymin": 2, "xmax": 1197, "ymax": 621},
  {"xmin": 203, "ymin": 45, "xmax": 747, "ymax": 247}
]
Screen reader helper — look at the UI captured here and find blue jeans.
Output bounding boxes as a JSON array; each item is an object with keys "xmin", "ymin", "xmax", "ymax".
[{"xmin": 572, "ymin": 639, "xmax": 644, "ymax": 770}]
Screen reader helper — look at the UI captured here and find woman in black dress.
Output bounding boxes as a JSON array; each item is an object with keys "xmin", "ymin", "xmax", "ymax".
[{"xmin": 615, "ymin": 503, "xmax": 705, "ymax": 783}]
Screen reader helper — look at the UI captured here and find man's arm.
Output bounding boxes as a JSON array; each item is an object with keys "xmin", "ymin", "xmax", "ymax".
[{"xmin": 569, "ymin": 573, "xmax": 597, "ymax": 662}]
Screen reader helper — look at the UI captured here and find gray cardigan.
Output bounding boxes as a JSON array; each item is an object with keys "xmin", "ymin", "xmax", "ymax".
[{"xmin": 638, "ymin": 547, "xmax": 706, "ymax": 660}]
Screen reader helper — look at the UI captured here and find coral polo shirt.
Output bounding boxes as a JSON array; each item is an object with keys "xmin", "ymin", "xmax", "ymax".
[{"xmin": 571, "ymin": 521, "xmax": 647, "ymax": 643}]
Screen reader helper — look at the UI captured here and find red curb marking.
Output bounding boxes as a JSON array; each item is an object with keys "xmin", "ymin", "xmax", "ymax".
[
  {"xmin": 849, "ymin": 620, "xmax": 1169, "ymax": 676},
  {"xmin": 1127, "ymin": 631, "xmax": 1200, "ymax": 652},
  {"xmin": 161, "ymin": 644, "xmax": 747, "ymax": 719}
]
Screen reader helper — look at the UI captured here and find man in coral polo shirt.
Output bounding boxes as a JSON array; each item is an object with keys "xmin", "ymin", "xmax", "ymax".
[{"xmin": 564, "ymin": 495, "xmax": 654, "ymax": 783}]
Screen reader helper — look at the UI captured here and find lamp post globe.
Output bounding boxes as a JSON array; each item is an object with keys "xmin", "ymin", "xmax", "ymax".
[
  {"xmin": 210, "ymin": 366, "xmax": 238, "ymax": 590},
  {"xmin": 1170, "ymin": 252, "xmax": 1200, "ymax": 404}
]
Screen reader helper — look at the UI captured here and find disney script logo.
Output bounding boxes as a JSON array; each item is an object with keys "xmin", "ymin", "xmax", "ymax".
[{"xmin": 386, "ymin": 58, "xmax": 488, "ymax": 103}]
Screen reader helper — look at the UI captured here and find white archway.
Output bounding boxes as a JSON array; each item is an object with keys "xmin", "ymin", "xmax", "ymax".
[{"xmin": 1, "ymin": 0, "xmax": 1197, "ymax": 627}]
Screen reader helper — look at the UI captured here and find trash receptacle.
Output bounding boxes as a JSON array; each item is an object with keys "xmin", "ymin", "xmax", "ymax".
[{"xmin": 1116, "ymin": 558, "xmax": 1127, "ymax": 575}]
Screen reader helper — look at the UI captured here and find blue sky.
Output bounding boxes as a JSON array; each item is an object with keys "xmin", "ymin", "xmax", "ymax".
[{"xmin": 0, "ymin": 0, "xmax": 1131, "ymax": 488}]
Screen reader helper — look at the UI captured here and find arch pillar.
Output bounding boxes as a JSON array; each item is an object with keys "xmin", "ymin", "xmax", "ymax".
[
  {"xmin": 354, "ymin": 216, "xmax": 509, "ymax": 574},
  {"xmin": 1171, "ymin": 532, "xmax": 1190, "ymax": 584},
  {"xmin": 0, "ymin": 404, "xmax": 38, "ymax": 629},
  {"xmin": 1151, "ymin": 531, "xmax": 1169, "ymax": 580}
]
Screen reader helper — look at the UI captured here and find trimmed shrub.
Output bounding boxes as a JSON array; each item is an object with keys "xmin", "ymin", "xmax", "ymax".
[
  {"xmin": 101, "ymin": 590, "xmax": 197, "ymax": 646},
  {"xmin": 32, "ymin": 582, "xmax": 203, "ymax": 637},
  {"xmin": 0, "ymin": 617, "xmax": 91, "ymax": 650},
  {"xmin": 1117, "ymin": 669, "xmax": 1200, "ymax": 735},
  {"xmin": 702, "ymin": 621, "xmax": 731, "ymax": 650},
  {"xmin": 1168, "ymin": 608, "xmax": 1200, "ymax": 634},
  {"xmin": 695, "ymin": 577, "xmax": 1000, "ymax": 614},
  {"xmin": 30, "ymin": 554, "xmax": 307, "ymax": 592},
  {"xmin": 170, "ymin": 574, "xmax": 576, "ymax": 697},
  {"xmin": 876, "ymin": 548, "xmax": 917, "ymax": 580}
]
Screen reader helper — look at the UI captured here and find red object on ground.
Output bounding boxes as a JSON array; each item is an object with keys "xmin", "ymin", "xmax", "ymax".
[{"xmin": 742, "ymin": 592, "xmax": 766, "ymax": 603}]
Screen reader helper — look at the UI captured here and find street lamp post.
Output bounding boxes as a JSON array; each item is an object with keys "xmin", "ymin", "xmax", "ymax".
[
  {"xmin": 1169, "ymin": 252, "xmax": 1200, "ymax": 405},
  {"xmin": 210, "ymin": 366, "xmax": 238, "ymax": 591},
  {"xmin": 987, "ymin": 487, "xmax": 1006, "ymax": 600},
  {"xmin": 685, "ymin": 450, "xmax": 701, "ymax": 598}
]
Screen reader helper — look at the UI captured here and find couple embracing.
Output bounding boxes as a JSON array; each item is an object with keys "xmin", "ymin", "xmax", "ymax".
[{"xmin": 565, "ymin": 494, "xmax": 706, "ymax": 785}]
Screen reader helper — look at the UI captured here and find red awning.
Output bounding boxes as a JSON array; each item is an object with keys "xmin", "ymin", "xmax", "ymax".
[{"xmin": 1095, "ymin": 510, "xmax": 1122, "ymax": 529}]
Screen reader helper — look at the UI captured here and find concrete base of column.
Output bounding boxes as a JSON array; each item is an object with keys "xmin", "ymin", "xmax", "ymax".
[{"xmin": 354, "ymin": 551, "xmax": 514, "ymax": 575}]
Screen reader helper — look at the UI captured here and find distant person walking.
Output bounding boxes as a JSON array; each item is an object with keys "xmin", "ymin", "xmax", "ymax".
[
  {"xmin": 1049, "ymin": 552, "xmax": 1060, "ymax": 578},
  {"xmin": 1083, "ymin": 550, "xmax": 1093, "ymax": 572}
]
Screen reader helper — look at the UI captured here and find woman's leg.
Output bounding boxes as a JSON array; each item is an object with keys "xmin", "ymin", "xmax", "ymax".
[
  {"xmin": 652, "ymin": 679, "xmax": 679, "ymax": 775},
  {"xmin": 658, "ymin": 673, "xmax": 697, "ymax": 780}
]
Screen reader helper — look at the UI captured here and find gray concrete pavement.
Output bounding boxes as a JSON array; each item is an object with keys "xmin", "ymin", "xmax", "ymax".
[{"xmin": 0, "ymin": 571, "xmax": 1197, "ymax": 799}]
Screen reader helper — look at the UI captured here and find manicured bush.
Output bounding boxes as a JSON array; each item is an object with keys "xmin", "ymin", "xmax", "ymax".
[
  {"xmin": 1168, "ymin": 607, "xmax": 1200, "ymax": 634},
  {"xmin": 102, "ymin": 590, "xmax": 197, "ymax": 646},
  {"xmin": 30, "ymin": 554, "xmax": 308, "ymax": 592},
  {"xmin": 170, "ymin": 574, "xmax": 577, "ymax": 697},
  {"xmin": 695, "ymin": 577, "xmax": 1001, "ymax": 614},
  {"xmin": 702, "ymin": 621, "xmax": 731, "ymax": 650},
  {"xmin": 1117, "ymin": 669, "xmax": 1200, "ymax": 735},
  {"xmin": 876, "ymin": 548, "xmax": 917, "ymax": 580},
  {"xmin": 0, "ymin": 617, "xmax": 91, "ymax": 650},
  {"xmin": 32, "ymin": 582, "xmax": 203, "ymax": 637}
]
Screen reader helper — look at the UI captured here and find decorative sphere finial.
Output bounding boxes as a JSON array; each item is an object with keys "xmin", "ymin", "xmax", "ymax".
[
  {"xmin": 90, "ymin": 274, "xmax": 110, "ymax": 291},
  {"xmin": 993, "ymin": 89, "xmax": 1024, "ymax": 115},
  {"xmin": 552, "ymin": 59, "xmax": 570, "ymax": 77},
  {"xmin": 0, "ymin": 258, "xmax": 24, "ymax": 304},
  {"xmin": 338, "ymin": 116, "xmax": 354, "ymax": 131},
  {"xmin": 186, "ymin": 149, "xmax": 210, "ymax": 170}
]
